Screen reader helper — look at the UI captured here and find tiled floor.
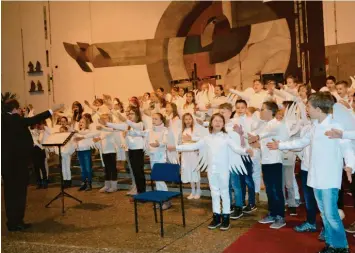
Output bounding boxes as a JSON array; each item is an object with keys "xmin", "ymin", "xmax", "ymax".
[{"xmin": 1, "ymin": 185, "xmax": 266, "ymax": 253}]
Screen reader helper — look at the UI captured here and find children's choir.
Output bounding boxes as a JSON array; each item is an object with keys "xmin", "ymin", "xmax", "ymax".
[{"xmin": 25, "ymin": 76, "xmax": 355, "ymax": 253}]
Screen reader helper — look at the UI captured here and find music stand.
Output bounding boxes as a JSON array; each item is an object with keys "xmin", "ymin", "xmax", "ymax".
[{"xmin": 42, "ymin": 132, "xmax": 82, "ymax": 214}]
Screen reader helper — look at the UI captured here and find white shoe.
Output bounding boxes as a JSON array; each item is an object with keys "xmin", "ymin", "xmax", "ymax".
[
  {"xmin": 187, "ymin": 193, "xmax": 194, "ymax": 199},
  {"xmin": 107, "ymin": 181, "xmax": 118, "ymax": 193},
  {"xmin": 194, "ymin": 190, "xmax": 201, "ymax": 199},
  {"xmin": 99, "ymin": 181, "xmax": 110, "ymax": 193}
]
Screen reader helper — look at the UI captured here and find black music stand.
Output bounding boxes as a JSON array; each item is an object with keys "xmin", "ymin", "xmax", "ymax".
[{"xmin": 42, "ymin": 132, "xmax": 82, "ymax": 214}]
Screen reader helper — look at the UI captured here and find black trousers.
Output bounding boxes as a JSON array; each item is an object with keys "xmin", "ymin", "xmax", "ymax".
[
  {"xmin": 3, "ymin": 156, "xmax": 30, "ymax": 228},
  {"xmin": 33, "ymin": 146, "xmax": 47, "ymax": 181},
  {"xmin": 128, "ymin": 149, "xmax": 146, "ymax": 193},
  {"xmin": 102, "ymin": 153, "xmax": 117, "ymax": 181}
]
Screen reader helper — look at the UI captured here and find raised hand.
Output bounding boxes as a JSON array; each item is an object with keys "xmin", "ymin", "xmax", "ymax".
[
  {"xmin": 51, "ymin": 103, "xmax": 65, "ymax": 112},
  {"xmin": 266, "ymin": 140, "xmax": 280, "ymax": 150},
  {"xmin": 325, "ymin": 128, "xmax": 343, "ymax": 139},
  {"xmin": 84, "ymin": 100, "xmax": 90, "ymax": 106}
]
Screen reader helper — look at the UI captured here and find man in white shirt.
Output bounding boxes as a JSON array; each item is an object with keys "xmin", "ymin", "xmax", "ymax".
[{"xmin": 267, "ymin": 92, "xmax": 354, "ymax": 253}]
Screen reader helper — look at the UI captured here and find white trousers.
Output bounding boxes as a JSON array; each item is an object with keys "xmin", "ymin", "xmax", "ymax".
[
  {"xmin": 62, "ymin": 154, "xmax": 72, "ymax": 180},
  {"xmin": 151, "ymin": 160, "xmax": 168, "ymax": 191},
  {"xmin": 208, "ymin": 171, "xmax": 230, "ymax": 214},
  {"xmin": 252, "ymin": 159, "xmax": 261, "ymax": 193}
]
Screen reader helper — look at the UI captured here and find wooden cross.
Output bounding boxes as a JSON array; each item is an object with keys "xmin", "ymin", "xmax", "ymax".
[{"xmin": 170, "ymin": 63, "xmax": 221, "ymax": 90}]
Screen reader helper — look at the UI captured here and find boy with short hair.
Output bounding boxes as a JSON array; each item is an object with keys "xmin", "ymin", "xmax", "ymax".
[
  {"xmin": 248, "ymin": 101, "xmax": 289, "ymax": 229},
  {"xmin": 268, "ymin": 92, "xmax": 354, "ymax": 252}
]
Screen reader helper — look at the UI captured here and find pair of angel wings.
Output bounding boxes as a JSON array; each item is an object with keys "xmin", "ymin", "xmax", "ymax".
[{"xmin": 196, "ymin": 131, "xmax": 248, "ymax": 175}]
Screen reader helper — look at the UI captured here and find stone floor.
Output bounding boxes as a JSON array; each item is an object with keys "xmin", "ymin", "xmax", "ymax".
[{"xmin": 1, "ymin": 185, "xmax": 267, "ymax": 253}]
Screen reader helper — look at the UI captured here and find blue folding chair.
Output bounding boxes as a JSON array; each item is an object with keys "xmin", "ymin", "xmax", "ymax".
[{"xmin": 133, "ymin": 163, "xmax": 186, "ymax": 237}]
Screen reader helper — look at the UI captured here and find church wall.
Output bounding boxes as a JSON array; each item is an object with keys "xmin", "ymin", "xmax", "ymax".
[
  {"xmin": 323, "ymin": 1, "xmax": 355, "ymax": 82},
  {"xmin": 1, "ymin": 1, "xmax": 354, "ymax": 112}
]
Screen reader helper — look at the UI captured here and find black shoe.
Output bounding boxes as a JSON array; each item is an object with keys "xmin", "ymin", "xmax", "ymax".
[
  {"xmin": 230, "ymin": 205, "xmax": 234, "ymax": 213},
  {"xmin": 85, "ymin": 182, "xmax": 92, "ymax": 191},
  {"xmin": 289, "ymin": 207, "xmax": 298, "ymax": 216},
  {"xmin": 42, "ymin": 179, "xmax": 48, "ymax": 189},
  {"xmin": 208, "ymin": 213, "xmax": 221, "ymax": 229},
  {"xmin": 319, "ymin": 246, "xmax": 350, "ymax": 253},
  {"xmin": 78, "ymin": 182, "xmax": 87, "ymax": 191},
  {"xmin": 243, "ymin": 204, "xmax": 257, "ymax": 214},
  {"xmin": 230, "ymin": 206, "xmax": 243, "ymax": 220},
  {"xmin": 220, "ymin": 214, "xmax": 231, "ymax": 231},
  {"xmin": 8, "ymin": 223, "xmax": 32, "ymax": 232},
  {"xmin": 63, "ymin": 180, "xmax": 68, "ymax": 189},
  {"xmin": 36, "ymin": 180, "xmax": 42, "ymax": 189},
  {"xmin": 68, "ymin": 180, "xmax": 72, "ymax": 188}
]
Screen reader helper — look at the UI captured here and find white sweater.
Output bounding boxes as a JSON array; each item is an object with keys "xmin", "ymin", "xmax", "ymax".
[{"xmin": 107, "ymin": 120, "xmax": 144, "ymax": 150}]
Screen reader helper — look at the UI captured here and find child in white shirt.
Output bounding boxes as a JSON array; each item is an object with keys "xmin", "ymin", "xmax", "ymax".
[
  {"xmin": 229, "ymin": 79, "xmax": 268, "ymax": 109},
  {"xmin": 268, "ymin": 92, "xmax": 354, "ymax": 252},
  {"xmin": 179, "ymin": 113, "xmax": 202, "ymax": 199},
  {"xmin": 168, "ymin": 113, "xmax": 251, "ymax": 231},
  {"xmin": 95, "ymin": 114, "xmax": 119, "ymax": 193},
  {"xmin": 248, "ymin": 101, "xmax": 289, "ymax": 229}
]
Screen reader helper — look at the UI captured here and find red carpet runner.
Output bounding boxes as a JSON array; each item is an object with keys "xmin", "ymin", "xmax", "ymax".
[{"xmin": 224, "ymin": 205, "xmax": 355, "ymax": 253}]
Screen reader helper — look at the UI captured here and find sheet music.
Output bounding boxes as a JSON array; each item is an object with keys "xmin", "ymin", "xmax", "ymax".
[{"xmin": 42, "ymin": 132, "xmax": 73, "ymax": 146}]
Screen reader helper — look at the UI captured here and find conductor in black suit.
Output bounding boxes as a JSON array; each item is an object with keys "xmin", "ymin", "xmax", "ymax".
[{"xmin": 1, "ymin": 99, "xmax": 63, "ymax": 231}]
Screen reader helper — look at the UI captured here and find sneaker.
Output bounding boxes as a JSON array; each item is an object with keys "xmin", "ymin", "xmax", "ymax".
[
  {"xmin": 259, "ymin": 215, "xmax": 275, "ymax": 224},
  {"xmin": 345, "ymin": 221, "xmax": 355, "ymax": 233},
  {"xmin": 187, "ymin": 193, "xmax": 194, "ymax": 200},
  {"xmin": 294, "ymin": 222, "xmax": 317, "ymax": 232},
  {"xmin": 318, "ymin": 227, "xmax": 325, "ymax": 241},
  {"xmin": 85, "ymin": 183, "xmax": 92, "ymax": 191},
  {"xmin": 99, "ymin": 181, "xmax": 110, "ymax": 193},
  {"xmin": 243, "ymin": 204, "xmax": 257, "ymax": 214},
  {"xmin": 230, "ymin": 206, "xmax": 243, "ymax": 220},
  {"xmin": 194, "ymin": 190, "xmax": 201, "ymax": 199},
  {"xmin": 220, "ymin": 214, "xmax": 231, "ymax": 231},
  {"xmin": 289, "ymin": 207, "xmax": 298, "ymax": 216},
  {"xmin": 162, "ymin": 201, "xmax": 172, "ymax": 210},
  {"xmin": 295, "ymin": 199, "xmax": 301, "ymax": 207},
  {"xmin": 270, "ymin": 216, "xmax": 286, "ymax": 229},
  {"xmin": 208, "ymin": 213, "xmax": 221, "ymax": 230},
  {"xmin": 319, "ymin": 246, "xmax": 350, "ymax": 253},
  {"xmin": 78, "ymin": 182, "xmax": 87, "ymax": 191},
  {"xmin": 230, "ymin": 206, "xmax": 234, "ymax": 213}
]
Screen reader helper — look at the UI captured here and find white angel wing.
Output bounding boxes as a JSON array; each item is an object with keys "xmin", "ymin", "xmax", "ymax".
[
  {"xmin": 333, "ymin": 103, "xmax": 355, "ymax": 131},
  {"xmin": 166, "ymin": 130, "xmax": 179, "ymax": 164},
  {"xmin": 350, "ymin": 75, "xmax": 355, "ymax": 90},
  {"xmin": 227, "ymin": 131, "xmax": 247, "ymax": 175},
  {"xmin": 207, "ymin": 83, "xmax": 215, "ymax": 101},
  {"xmin": 196, "ymin": 144, "xmax": 208, "ymax": 172},
  {"xmin": 226, "ymin": 93, "xmax": 238, "ymax": 105},
  {"xmin": 297, "ymin": 100, "xmax": 309, "ymax": 126},
  {"xmin": 283, "ymin": 102, "xmax": 302, "ymax": 138}
]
